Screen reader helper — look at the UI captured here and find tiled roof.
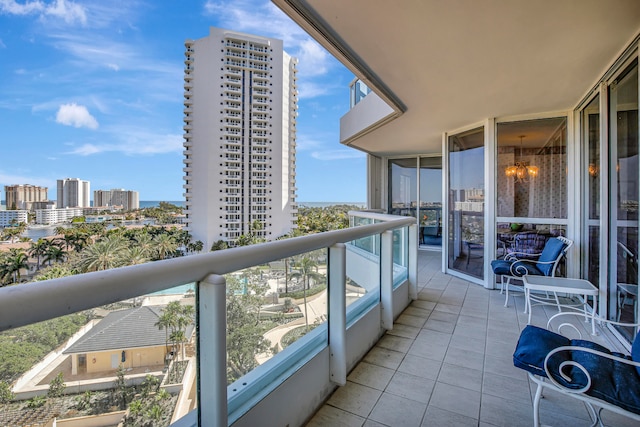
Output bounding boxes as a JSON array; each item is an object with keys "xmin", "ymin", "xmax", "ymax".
[{"xmin": 64, "ymin": 305, "xmax": 193, "ymax": 354}]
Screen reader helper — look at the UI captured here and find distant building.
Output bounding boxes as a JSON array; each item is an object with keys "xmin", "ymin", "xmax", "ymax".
[
  {"xmin": 35, "ymin": 207, "xmax": 84, "ymax": 225},
  {"xmin": 183, "ymin": 27, "xmax": 298, "ymax": 249},
  {"xmin": 57, "ymin": 178, "xmax": 90, "ymax": 208},
  {"xmin": 4, "ymin": 184, "xmax": 48, "ymax": 211},
  {"xmin": 0, "ymin": 210, "xmax": 28, "ymax": 228},
  {"xmin": 32, "ymin": 200, "xmax": 56, "ymax": 211},
  {"xmin": 94, "ymin": 189, "xmax": 140, "ymax": 211}
]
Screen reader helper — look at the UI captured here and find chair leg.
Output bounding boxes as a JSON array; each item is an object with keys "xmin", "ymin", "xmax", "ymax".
[
  {"xmin": 533, "ymin": 381, "xmax": 543, "ymax": 427},
  {"xmin": 503, "ymin": 276, "xmax": 510, "ymax": 307}
]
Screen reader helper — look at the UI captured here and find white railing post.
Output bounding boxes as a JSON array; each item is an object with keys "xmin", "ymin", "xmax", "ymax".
[
  {"xmin": 409, "ymin": 224, "xmax": 418, "ymax": 300},
  {"xmin": 380, "ymin": 230, "xmax": 394, "ymax": 330},
  {"xmin": 329, "ymin": 243, "xmax": 346, "ymax": 385},
  {"xmin": 197, "ymin": 274, "xmax": 227, "ymax": 427}
]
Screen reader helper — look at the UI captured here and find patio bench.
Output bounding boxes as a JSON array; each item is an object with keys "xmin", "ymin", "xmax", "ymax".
[{"xmin": 512, "ymin": 312, "xmax": 640, "ymax": 427}]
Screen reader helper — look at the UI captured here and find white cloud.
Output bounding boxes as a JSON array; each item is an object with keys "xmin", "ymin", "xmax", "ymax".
[
  {"xmin": 106, "ymin": 63, "xmax": 119, "ymax": 71},
  {"xmin": 66, "ymin": 130, "xmax": 182, "ymax": 156},
  {"xmin": 0, "ymin": 38, "xmax": 5, "ymax": 48},
  {"xmin": 311, "ymin": 150, "xmax": 365, "ymax": 161},
  {"xmin": 203, "ymin": 1, "xmax": 336, "ymax": 94},
  {"xmin": 0, "ymin": 0, "xmax": 87, "ymax": 25},
  {"xmin": 55, "ymin": 103, "xmax": 99, "ymax": 129}
]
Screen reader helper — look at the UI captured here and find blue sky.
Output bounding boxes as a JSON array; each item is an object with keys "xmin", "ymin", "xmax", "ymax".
[{"xmin": 0, "ymin": 0, "xmax": 366, "ymax": 202}]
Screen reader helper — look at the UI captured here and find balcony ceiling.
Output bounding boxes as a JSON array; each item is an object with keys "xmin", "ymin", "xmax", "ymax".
[{"xmin": 274, "ymin": 0, "xmax": 640, "ymax": 156}]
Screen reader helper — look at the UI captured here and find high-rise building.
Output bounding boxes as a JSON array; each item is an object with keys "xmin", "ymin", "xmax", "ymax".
[
  {"xmin": 183, "ymin": 27, "xmax": 298, "ymax": 249},
  {"xmin": 94, "ymin": 189, "xmax": 140, "ymax": 211},
  {"xmin": 57, "ymin": 178, "xmax": 90, "ymax": 208},
  {"xmin": 4, "ymin": 184, "xmax": 48, "ymax": 211}
]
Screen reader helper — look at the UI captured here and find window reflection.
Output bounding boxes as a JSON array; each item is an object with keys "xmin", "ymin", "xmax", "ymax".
[
  {"xmin": 497, "ymin": 118, "xmax": 567, "ymax": 219},
  {"xmin": 448, "ymin": 127, "xmax": 484, "ymax": 279}
]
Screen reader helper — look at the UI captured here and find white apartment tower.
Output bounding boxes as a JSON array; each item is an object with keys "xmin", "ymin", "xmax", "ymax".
[
  {"xmin": 57, "ymin": 178, "xmax": 90, "ymax": 208},
  {"xmin": 183, "ymin": 27, "xmax": 298, "ymax": 249}
]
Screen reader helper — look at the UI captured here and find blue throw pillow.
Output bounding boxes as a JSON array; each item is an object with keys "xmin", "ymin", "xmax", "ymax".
[{"xmin": 537, "ymin": 238, "xmax": 565, "ymax": 276}]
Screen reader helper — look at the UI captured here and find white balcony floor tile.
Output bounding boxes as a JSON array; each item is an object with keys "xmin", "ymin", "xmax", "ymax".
[{"xmin": 306, "ymin": 250, "xmax": 633, "ymax": 427}]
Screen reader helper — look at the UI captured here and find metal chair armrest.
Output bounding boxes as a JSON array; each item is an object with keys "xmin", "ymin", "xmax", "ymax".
[
  {"xmin": 544, "ymin": 345, "xmax": 640, "ymax": 394},
  {"xmin": 547, "ymin": 311, "xmax": 640, "ymax": 339}
]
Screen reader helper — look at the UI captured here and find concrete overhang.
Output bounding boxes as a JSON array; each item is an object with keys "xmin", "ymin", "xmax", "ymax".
[{"xmin": 273, "ymin": 0, "xmax": 640, "ymax": 156}]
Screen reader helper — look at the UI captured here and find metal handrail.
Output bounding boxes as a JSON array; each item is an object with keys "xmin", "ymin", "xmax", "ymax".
[{"xmin": 0, "ymin": 216, "xmax": 414, "ymax": 332}]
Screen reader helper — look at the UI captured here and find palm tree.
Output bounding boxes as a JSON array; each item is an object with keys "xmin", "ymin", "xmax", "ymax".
[
  {"xmin": 0, "ymin": 249, "xmax": 29, "ymax": 284},
  {"xmin": 192, "ymin": 240, "xmax": 204, "ymax": 253},
  {"xmin": 78, "ymin": 235, "xmax": 126, "ymax": 272},
  {"xmin": 134, "ymin": 232, "xmax": 155, "ymax": 258},
  {"xmin": 290, "ymin": 256, "xmax": 324, "ymax": 329},
  {"xmin": 43, "ymin": 244, "xmax": 67, "ymax": 266},
  {"xmin": 153, "ymin": 233, "xmax": 177, "ymax": 260},
  {"xmin": 2, "ymin": 227, "xmax": 21, "ymax": 243},
  {"xmin": 155, "ymin": 309, "xmax": 176, "ymax": 356},
  {"xmin": 28, "ymin": 238, "xmax": 50, "ymax": 270},
  {"xmin": 122, "ymin": 246, "xmax": 149, "ymax": 266}
]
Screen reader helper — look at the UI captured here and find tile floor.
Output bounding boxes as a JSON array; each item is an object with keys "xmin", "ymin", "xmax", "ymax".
[{"xmin": 306, "ymin": 250, "xmax": 638, "ymax": 427}]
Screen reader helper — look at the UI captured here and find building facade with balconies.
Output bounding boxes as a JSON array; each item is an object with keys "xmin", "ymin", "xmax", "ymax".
[
  {"xmin": 4, "ymin": 184, "xmax": 48, "ymax": 211},
  {"xmin": 57, "ymin": 178, "xmax": 90, "ymax": 209},
  {"xmin": 94, "ymin": 189, "xmax": 140, "ymax": 211},
  {"xmin": 183, "ymin": 27, "xmax": 298, "ymax": 249}
]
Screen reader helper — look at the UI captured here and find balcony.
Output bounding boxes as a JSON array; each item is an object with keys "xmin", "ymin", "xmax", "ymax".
[{"xmin": 2, "ymin": 210, "xmax": 628, "ymax": 427}]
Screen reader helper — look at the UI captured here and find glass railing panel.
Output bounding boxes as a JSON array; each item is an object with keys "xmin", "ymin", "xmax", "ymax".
[
  {"xmin": 225, "ymin": 249, "xmax": 328, "ymax": 421},
  {"xmin": 349, "ymin": 216, "xmax": 381, "ymax": 256},
  {"xmin": 1, "ymin": 285, "xmax": 195, "ymax": 427},
  {"xmin": 393, "ymin": 226, "xmax": 409, "ymax": 287},
  {"xmin": 345, "ymin": 234, "xmax": 381, "ymax": 324}
]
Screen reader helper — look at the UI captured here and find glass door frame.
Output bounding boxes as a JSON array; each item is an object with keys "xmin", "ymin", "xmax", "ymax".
[
  {"xmin": 578, "ymin": 49, "xmax": 639, "ymax": 349},
  {"xmin": 443, "ymin": 120, "xmax": 493, "ymax": 287},
  {"xmin": 384, "ymin": 154, "xmax": 443, "ymax": 249}
]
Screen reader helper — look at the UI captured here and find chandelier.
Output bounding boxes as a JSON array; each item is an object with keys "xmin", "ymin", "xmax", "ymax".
[{"xmin": 505, "ymin": 135, "xmax": 538, "ymax": 182}]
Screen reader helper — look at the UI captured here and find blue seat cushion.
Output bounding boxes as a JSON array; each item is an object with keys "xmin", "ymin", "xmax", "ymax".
[
  {"xmin": 537, "ymin": 238, "xmax": 566, "ymax": 276},
  {"xmin": 491, "ymin": 259, "xmax": 543, "ymax": 277},
  {"xmin": 514, "ymin": 325, "xmax": 640, "ymax": 415},
  {"xmin": 632, "ymin": 333, "xmax": 640, "ymax": 377}
]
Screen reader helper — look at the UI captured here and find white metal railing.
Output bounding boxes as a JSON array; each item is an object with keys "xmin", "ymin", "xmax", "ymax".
[{"xmin": 0, "ymin": 214, "xmax": 416, "ymax": 426}]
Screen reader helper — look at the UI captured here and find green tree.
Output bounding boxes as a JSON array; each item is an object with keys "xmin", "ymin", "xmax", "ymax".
[
  {"xmin": 122, "ymin": 246, "xmax": 149, "ymax": 266},
  {"xmin": 78, "ymin": 235, "xmax": 126, "ymax": 272},
  {"xmin": 211, "ymin": 240, "xmax": 229, "ymax": 251},
  {"xmin": 153, "ymin": 233, "xmax": 177, "ymax": 260},
  {"xmin": 34, "ymin": 265, "xmax": 74, "ymax": 281},
  {"xmin": 47, "ymin": 371, "xmax": 66, "ymax": 398},
  {"xmin": 43, "ymin": 243, "xmax": 67, "ymax": 266},
  {"xmin": 225, "ymin": 274, "xmax": 272, "ymax": 383},
  {"xmin": 112, "ymin": 364, "xmax": 130, "ymax": 409},
  {"xmin": 0, "ymin": 248, "xmax": 29, "ymax": 284},
  {"xmin": 1, "ymin": 227, "xmax": 21, "ymax": 243},
  {"xmin": 155, "ymin": 302, "xmax": 194, "ymax": 361},
  {"xmin": 290, "ymin": 256, "xmax": 324, "ymax": 329},
  {"xmin": 29, "ymin": 238, "xmax": 50, "ymax": 270},
  {"xmin": 0, "ymin": 380, "xmax": 14, "ymax": 404}
]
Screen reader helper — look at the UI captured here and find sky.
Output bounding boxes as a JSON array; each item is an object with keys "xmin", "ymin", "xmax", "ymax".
[{"xmin": 0, "ymin": 0, "xmax": 367, "ymax": 202}]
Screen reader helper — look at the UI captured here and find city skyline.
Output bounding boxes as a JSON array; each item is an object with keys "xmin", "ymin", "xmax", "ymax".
[{"xmin": 0, "ymin": 0, "xmax": 366, "ymax": 202}]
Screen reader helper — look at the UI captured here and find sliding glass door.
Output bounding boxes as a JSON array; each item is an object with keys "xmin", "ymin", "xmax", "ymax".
[
  {"xmin": 609, "ymin": 61, "xmax": 638, "ymax": 341},
  {"xmin": 389, "ymin": 157, "xmax": 442, "ymax": 249},
  {"xmin": 447, "ymin": 127, "xmax": 485, "ymax": 279}
]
